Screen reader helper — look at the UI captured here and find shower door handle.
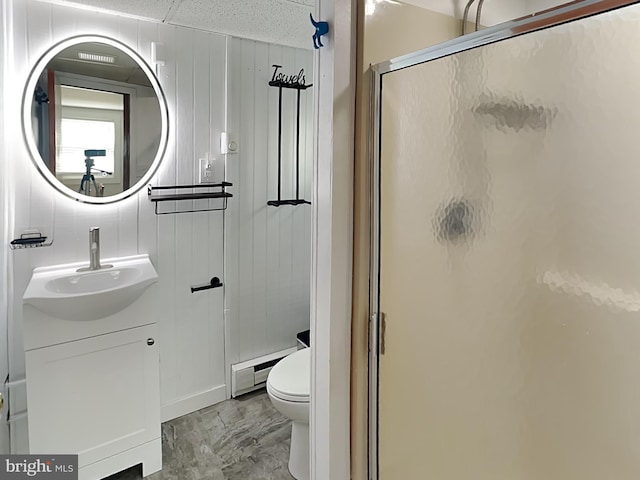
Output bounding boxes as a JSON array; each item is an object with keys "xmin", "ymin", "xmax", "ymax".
[
  {"xmin": 380, "ymin": 313, "xmax": 386, "ymax": 355},
  {"xmin": 373, "ymin": 312, "xmax": 387, "ymax": 355},
  {"xmin": 370, "ymin": 312, "xmax": 387, "ymax": 355}
]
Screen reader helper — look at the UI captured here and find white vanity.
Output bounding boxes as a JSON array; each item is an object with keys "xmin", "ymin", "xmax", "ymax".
[
  {"xmin": 22, "ymin": 255, "xmax": 161, "ymax": 480},
  {"xmin": 16, "ymin": 30, "xmax": 170, "ymax": 479}
]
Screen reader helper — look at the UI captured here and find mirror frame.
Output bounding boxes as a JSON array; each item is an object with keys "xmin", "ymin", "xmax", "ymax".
[{"xmin": 22, "ymin": 34, "xmax": 169, "ymax": 204}]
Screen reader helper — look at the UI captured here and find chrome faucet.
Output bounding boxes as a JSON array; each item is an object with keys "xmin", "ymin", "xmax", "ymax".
[
  {"xmin": 89, "ymin": 227, "xmax": 101, "ymax": 270},
  {"xmin": 77, "ymin": 227, "xmax": 112, "ymax": 272}
]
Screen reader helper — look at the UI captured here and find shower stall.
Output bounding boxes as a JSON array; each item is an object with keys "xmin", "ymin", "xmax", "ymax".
[{"xmin": 369, "ymin": 1, "xmax": 640, "ymax": 478}]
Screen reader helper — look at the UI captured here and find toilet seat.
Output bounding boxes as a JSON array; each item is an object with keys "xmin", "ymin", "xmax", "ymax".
[{"xmin": 267, "ymin": 347, "xmax": 310, "ymax": 403}]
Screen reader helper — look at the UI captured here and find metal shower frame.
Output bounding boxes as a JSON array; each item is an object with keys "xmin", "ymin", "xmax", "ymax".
[{"xmin": 367, "ymin": 1, "xmax": 640, "ymax": 478}]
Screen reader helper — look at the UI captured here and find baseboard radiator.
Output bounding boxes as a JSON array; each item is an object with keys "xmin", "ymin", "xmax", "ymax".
[{"xmin": 231, "ymin": 347, "xmax": 297, "ymax": 397}]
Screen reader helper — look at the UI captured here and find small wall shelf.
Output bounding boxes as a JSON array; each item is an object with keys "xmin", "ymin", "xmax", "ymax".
[{"xmin": 148, "ymin": 183, "xmax": 232, "ymax": 215}]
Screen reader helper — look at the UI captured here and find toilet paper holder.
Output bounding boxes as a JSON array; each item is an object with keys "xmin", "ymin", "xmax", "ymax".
[{"xmin": 190, "ymin": 277, "xmax": 223, "ymax": 293}]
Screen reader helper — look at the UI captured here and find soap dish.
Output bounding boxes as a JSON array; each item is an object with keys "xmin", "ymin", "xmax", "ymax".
[{"xmin": 10, "ymin": 232, "xmax": 53, "ymax": 250}]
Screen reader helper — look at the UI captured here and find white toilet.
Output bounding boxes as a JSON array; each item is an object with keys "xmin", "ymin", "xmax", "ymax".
[{"xmin": 266, "ymin": 347, "xmax": 310, "ymax": 480}]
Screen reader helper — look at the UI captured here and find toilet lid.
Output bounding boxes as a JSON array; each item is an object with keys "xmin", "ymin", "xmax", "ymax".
[{"xmin": 267, "ymin": 347, "xmax": 310, "ymax": 402}]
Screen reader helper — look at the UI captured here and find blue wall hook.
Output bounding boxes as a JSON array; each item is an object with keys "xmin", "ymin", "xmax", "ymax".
[{"xmin": 310, "ymin": 13, "xmax": 329, "ymax": 49}]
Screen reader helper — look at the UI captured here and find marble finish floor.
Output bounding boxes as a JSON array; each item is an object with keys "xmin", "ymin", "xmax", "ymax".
[{"xmin": 106, "ymin": 390, "xmax": 294, "ymax": 480}]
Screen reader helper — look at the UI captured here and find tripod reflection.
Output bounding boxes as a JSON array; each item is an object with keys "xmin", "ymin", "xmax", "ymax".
[{"xmin": 79, "ymin": 149, "xmax": 112, "ymax": 196}]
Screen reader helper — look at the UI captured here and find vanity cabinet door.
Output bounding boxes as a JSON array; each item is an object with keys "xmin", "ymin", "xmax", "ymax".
[{"xmin": 25, "ymin": 324, "xmax": 160, "ymax": 468}]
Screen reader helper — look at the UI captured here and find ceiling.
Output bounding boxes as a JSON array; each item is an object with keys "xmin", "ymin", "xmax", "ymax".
[
  {"xmin": 39, "ymin": 0, "xmax": 316, "ymax": 49},
  {"xmin": 39, "ymin": 0, "xmax": 569, "ymax": 49},
  {"xmin": 387, "ymin": 0, "xmax": 569, "ymax": 26}
]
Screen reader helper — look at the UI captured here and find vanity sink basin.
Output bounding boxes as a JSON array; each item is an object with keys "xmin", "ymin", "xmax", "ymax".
[{"xmin": 23, "ymin": 254, "xmax": 158, "ymax": 321}]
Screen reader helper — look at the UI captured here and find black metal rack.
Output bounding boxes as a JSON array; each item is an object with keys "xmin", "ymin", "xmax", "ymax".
[
  {"xmin": 267, "ymin": 78, "xmax": 312, "ymax": 207},
  {"xmin": 148, "ymin": 183, "xmax": 232, "ymax": 215},
  {"xmin": 10, "ymin": 231, "xmax": 53, "ymax": 250}
]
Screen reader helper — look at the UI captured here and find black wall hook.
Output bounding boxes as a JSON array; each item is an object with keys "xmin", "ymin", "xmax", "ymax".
[{"xmin": 191, "ymin": 277, "xmax": 223, "ymax": 293}]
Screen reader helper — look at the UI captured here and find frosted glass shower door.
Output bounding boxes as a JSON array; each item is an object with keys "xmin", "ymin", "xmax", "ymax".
[{"xmin": 373, "ymin": 2, "xmax": 640, "ymax": 479}]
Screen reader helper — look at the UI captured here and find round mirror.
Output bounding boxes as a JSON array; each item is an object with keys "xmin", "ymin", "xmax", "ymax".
[{"xmin": 23, "ymin": 35, "xmax": 168, "ymax": 204}]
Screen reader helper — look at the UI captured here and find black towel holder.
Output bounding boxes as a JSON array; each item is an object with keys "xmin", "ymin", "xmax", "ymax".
[
  {"xmin": 148, "ymin": 183, "xmax": 233, "ymax": 215},
  {"xmin": 267, "ymin": 69, "xmax": 312, "ymax": 207}
]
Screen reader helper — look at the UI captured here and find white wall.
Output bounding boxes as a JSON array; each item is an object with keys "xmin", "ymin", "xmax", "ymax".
[
  {"xmin": 4, "ymin": 0, "xmax": 227, "ymax": 451},
  {"xmin": 401, "ymin": 0, "xmax": 527, "ymax": 26},
  {"xmin": 225, "ymin": 38, "xmax": 313, "ymax": 371},
  {"xmin": 401, "ymin": 0, "xmax": 575, "ymax": 28},
  {"xmin": 0, "ymin": 0, "xmax": 12, "ymax": 455}
]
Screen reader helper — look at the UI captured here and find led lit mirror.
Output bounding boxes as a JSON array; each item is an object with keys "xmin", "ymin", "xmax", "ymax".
[{"xmin": 23, "ymin": 35, "xmax": 168, "ymax": 204}]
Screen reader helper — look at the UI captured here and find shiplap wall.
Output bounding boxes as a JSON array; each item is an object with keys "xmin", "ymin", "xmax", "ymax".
[
  {"xmin": 0, "ymin": 0, "xmax": 11, "ymax": 454},
  {"xmin": 2, "ymin": 0, "xmax": 313, "ymax": 454},
  {"xmin": 5, "ymin": 0, "xmax": 227, "ymax": 452},
  {"xmin": 225, "ymin": 38, "xmax": 313, "ymax": 370}
]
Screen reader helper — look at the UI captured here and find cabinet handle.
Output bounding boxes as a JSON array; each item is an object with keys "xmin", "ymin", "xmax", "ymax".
[{"xmin": 147, "ymin": 338, "xmax": 155, "ymax": 346}]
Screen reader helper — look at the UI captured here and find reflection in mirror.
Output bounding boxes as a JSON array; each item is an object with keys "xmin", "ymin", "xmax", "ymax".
[{"xmin": 27, "ymin": 39, "xmax": 165, "ymax": 200}]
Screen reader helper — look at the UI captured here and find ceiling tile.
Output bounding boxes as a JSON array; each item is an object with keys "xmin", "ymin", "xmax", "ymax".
[
  {"xmin": 53, "ymin": 0, "xmax": 175, "ymax": 21},
  {"xmin": 169, "ymin": 0, "xmax": 315, "ymax": 49}
]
